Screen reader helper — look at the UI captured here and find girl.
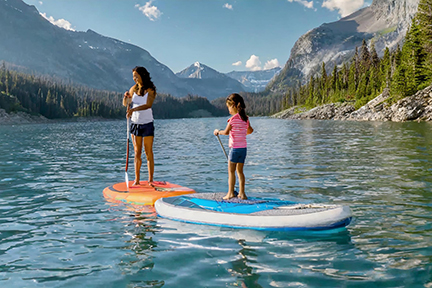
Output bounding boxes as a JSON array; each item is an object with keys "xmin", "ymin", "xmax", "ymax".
[
  {"xmin": 123, "ymin": 66, "xmax": 156, "ymax": 186},
  {"xmin": 214, "ymin": 93, "xmax": 253, "ymax": 200}
]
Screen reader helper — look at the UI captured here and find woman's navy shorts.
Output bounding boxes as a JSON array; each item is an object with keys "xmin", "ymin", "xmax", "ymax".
[
  {"xmin": 130, "ymin": 122, "xmax": 154, "ymax": 137},
  {"xmin": 229, "ymin": 148, "xmax": 247, "ymax": 164}
]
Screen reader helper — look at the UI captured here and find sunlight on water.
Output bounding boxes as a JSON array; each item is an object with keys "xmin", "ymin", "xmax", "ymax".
[{"xmin": 0, "ymin": 118, "xmax": 431, "ymax": 287}]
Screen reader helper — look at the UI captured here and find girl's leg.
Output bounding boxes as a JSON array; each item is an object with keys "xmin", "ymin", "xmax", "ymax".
[
  {"xmin": 132, "ymin": 134, "xmax": 144, "ymax": 185},
  {"xmin": 224, "ymin": 161, "xmax": 237, "ymax": 200},
  {"xmin": 236, "ymin": 163, "xmax": 247, "ymax": 199},
  {"xmin": 143, "ymin": 136, "xmax": 154, "ymax": 183}
]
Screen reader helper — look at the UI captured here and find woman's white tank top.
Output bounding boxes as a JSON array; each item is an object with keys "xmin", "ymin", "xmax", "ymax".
[{"xmin": 131, "ymin": 92, "xmax": 154, "ymax": 124}]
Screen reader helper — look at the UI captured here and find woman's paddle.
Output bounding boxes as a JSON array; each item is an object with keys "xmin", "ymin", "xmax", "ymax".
[{"xmin": 125, "ymin": 117, "xmax": 130, "ymax": 189}]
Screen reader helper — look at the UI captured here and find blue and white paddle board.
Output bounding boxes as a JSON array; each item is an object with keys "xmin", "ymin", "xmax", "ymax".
[{"xmin": 155, "ymin": 193, "xmax": 352, "ymax": 231}]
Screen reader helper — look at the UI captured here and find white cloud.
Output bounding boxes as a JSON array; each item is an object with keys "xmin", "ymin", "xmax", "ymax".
[
  {"xmin": 245, "ymin": 55, "xmax": 262, "ymax": 71},
  {"xmin": 287, "ymin": 0, "xmax": 314, "ymax": 9},
  {"xmin": 264, "ymin": 59, "xmax": 280, "ymax": 70},
  {"xmin": 232, "ymin": 61, "xmax": 242, "ymax": 66},
  {"xmin": 322, "ymin": 0, "xmax": 364, "ymax": 17},
  {"xmin": 40, "ymin": 13, "xmax": 75, "ymax": 31},
  {"xmin": 39, "ymin": 1, "xmax": 43, "ymax": 5},
  {"xmin": 223, "ymin": 3, "xmax": 233, "ymax": 10},
  {"xmin": 135, "ymin": 1, "xmax": 162, "ymax": 21}
]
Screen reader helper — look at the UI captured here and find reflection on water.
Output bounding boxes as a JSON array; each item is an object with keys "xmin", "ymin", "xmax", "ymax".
[{"xmin": 0, "ymin": 118, "xmax": 431, "ymax": 287}]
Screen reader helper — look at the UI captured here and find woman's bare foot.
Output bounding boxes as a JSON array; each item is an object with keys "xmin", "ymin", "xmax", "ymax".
[
  {"xmin": 133, "ymin": 180, "xmax": 140, "ymax": 186},
  {"xmin": 223, "ymin": 193, "xmax": 236, "ymax": 200},
  {"xmin": 237, "ymin": 193, "xmax": 247, "ymax": 200}
]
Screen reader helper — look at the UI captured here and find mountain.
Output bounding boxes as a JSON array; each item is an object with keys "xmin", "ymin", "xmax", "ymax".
[
  {"xmin": 268, "ymin": 0, "xmax": 420, "ymax": 93},
  {"xmin": 176, "ymin": 62, "xmax": 246, "ymax": 100},
  {"xmin": 0, "ymin": 0, "xmax": 239, "ymax": 99},
  {"xmin": 226, "ymin": 67, "xmax": 281, "ymax": 92}
]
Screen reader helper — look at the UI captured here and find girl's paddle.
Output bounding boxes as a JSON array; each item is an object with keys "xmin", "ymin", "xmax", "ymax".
[
  {"xmin": 216, "ymin": 134, "xmax": 228, "ymax": 160},
  {"xmin": 215, "ymin": 134, "xmax": 238, "ymax": 195},
  {"xmin": 125, "ymin": 117, "xmax": 130, "ymax": 189}
]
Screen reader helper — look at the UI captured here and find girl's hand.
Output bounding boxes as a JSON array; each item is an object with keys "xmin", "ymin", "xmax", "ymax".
[{"xmin": 213, "ymin": 129, "xmax": 219, "ymax": 136}]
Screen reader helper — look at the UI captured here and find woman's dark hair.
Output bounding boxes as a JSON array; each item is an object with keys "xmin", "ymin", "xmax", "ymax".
[
  {"xmin": 133, "ymin": 66, "xmax": 156, "ymax": 96},
  {"xmin": 226, "ymin": 93, "xmax": 248, "ymax": 122}
]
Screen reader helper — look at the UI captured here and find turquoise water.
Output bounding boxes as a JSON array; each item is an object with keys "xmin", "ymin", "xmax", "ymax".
[{"xmin": 0, "ymin": 118, "xmax": 431, "ymax": 287}]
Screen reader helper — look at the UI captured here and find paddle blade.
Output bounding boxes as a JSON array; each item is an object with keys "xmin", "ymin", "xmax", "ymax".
[{"xmin": 125, "ymin": 172, "xmax": 129, "ymax": 189}]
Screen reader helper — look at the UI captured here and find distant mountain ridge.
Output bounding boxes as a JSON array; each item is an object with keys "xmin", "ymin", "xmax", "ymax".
[
  {"xmin": 0, "ymin": 0, "xmax": 243, "ymax": 100},
  {"xmin": 175, "ymin": 62, "xmax": 246, "ymax": 99},
  {"xmin": 268, "ymin": 0, "xmax": 420, "ymax": 93},
  {"xmin": 226, "ymin": 67, "xmax": 281, "ymax": 92}
]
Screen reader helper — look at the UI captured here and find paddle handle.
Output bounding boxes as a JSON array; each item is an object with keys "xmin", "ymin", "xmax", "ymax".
[{"xmin": 216, "ymin": 134, "xmax": 228, "ymax": 160}]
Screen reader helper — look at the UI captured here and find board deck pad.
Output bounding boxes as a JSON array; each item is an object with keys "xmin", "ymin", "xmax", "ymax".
[{"xmin": 103, "ymin": 181, "xmax": 195, "ymax": 206}]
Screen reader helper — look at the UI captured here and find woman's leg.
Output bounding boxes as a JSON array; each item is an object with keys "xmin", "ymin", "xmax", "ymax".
[
  {"xmin": 132, "ymin": 134, "xmax": 143, "ymax": 185},
  {"xmin": 236, "ymin": 163, "xmax": 247, "ymax": 199},
  {"xmin": 143, "ymin": 136, "xmax": 154, "ymax": 183},
  {"xmin": 224, "ymin": 161, "xmax": 237, "ymax": 200}
]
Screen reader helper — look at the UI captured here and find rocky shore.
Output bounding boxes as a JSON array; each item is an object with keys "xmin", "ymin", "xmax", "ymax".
[
  {"xmin": 273, "ymin": 85, "xmax": 432, "ymax": 122},
  {"xmin": 0, "ymin": 109, "xmax": 51, "ymax": 125}
]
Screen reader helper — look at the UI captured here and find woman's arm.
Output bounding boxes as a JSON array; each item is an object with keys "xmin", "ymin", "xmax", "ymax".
[
  {"xmin": 213, "ymin": 122, "xmax": 232, "ymax": 136},
  {"xmin": 122, "ymin": 86, "xmax": 135, "ymax": 107},
  {"xmin": 126, "ymin": 89, "xmax": 156, "ymax": 118}
]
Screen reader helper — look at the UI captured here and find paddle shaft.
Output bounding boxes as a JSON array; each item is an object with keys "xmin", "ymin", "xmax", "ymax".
[
  {"xmin": 126, "ymin": 117, "xmax": 130, "ymax": 172},
  {"xmin": 216, "ymin": 134, "xmax": 228, "ymax": 160}
]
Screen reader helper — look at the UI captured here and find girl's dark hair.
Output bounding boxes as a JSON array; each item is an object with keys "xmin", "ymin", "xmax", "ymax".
[
  {"xmin": 132, "ymin": 66, "xmax": 156, "ymax": 96},
  {"xmin": 226, "ymin": 93, "xmax": 248, "ymax": 122}
]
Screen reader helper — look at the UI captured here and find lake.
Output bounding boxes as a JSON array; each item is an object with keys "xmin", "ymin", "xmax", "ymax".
[{"xmin": 0, "ymin": 117, "xmax": 431, "ymax": 287}]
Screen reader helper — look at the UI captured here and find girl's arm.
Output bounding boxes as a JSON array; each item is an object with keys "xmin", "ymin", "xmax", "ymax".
[
  {"xmin": 126, "ymin": 89, "xmax": 156, "ymax": 118},
  {"xmin": 213, "ymin": 122, "xmax": 231, "ymax": 136},
  {"xmin": 247, "ymin": 123, "xmax": 254, "ymax": 135}
]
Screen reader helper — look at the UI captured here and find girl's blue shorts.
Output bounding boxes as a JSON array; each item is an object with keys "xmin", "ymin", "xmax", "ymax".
[{"xmin": 229, "ymin": 148, "xmax": 247, "ymax": 164}]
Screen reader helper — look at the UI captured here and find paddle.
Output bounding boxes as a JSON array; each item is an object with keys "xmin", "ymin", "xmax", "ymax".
[
  {"xmin": 125, "ymin": 117, "xmax": 130, "ymax": 189},
  {"xmin": 216, "ymin": 134, "xmax": 228, "ymax": 161},
  {"xmin": 215, "ymin": 134, "xmax": 238, "ymax": 196}
]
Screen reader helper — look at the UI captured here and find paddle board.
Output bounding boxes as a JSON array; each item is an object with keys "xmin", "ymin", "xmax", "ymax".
[
  {"xmin": 103, "ymin": 181, "xmax": 195, "ymax": 206},
  {"xmin": 155, "ymin": 193, "xmax": 352, "ymax": 231}
]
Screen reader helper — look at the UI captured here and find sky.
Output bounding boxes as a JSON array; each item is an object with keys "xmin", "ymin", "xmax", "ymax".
[{"xmin": 23, "ymin": 0, "xmax": 370, "ymax": 74}]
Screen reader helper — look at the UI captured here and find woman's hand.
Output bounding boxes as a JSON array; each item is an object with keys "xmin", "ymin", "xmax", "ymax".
[
  {"xmin": 124, "ymin": 91, "xmax": 132, "ymax": 99},
  {"xmin": 126, "ymin": 108, "xmax": 134, "ymax": 118},
  {"xmin": 213, "ymin": 129, "xmax": 219, "ymax": 136}
]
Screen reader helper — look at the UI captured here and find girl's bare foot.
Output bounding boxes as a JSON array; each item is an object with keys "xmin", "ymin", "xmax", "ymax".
[
  {"xmin": 133, "ymin": 180, "xmax": 140, "ymax": 186},
  {"xmin": 223, "ymin": 193, "xmax": 236, "ymax": 200},
  {"xmin": 237, "ymin": 193, "xmax": 247, "ymax": 200}
]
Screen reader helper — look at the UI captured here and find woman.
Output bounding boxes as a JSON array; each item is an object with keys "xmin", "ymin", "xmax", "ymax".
[{"xmin": 123, "ymin": 66, "xmax": 156, "ymax": 186}]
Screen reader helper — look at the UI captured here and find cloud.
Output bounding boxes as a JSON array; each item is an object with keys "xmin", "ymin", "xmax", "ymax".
[
  {"xmin": 135, "ymin": 1, "xmax": 162, "ymax": 21},
  {"xmin": 223, "ymin": 3, "xmax": 233, "ymax": 10},
  {"xmin": 287, "ymin": 0, "xmax": 314, "ymax": 9},
  {"xmin": 322, "ymin": 0, "xmax": 364, "ymax": 17},
  {"xmin": 264, "ymin": 59, "xmax": 280, "ymax": 70},
  {"xmin": 232, "ymin": 61, "xmax": 242, "ymax": 66},
  {"xmin": 245, "ymin": 55, "xmax": 262, "ymax": 71},
  {"xmin": 40, "ymin": 13, "xmax": 75, "ymax": 31},
  {"xmin": 39, "ymin": 1, "xmax": 43, "ymax": 4}
]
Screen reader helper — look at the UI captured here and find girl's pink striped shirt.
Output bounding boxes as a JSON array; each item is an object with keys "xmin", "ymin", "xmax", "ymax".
[{"xmin": 228, "ymin": 113, "xmax": 249, "ymax": 148}]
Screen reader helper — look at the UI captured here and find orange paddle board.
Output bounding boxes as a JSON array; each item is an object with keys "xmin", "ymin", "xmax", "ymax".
[{"xmin": 103, "ymin": 181, "xmax": 195, "ymax": 206}]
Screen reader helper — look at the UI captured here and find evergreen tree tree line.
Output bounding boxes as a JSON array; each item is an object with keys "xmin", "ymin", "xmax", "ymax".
[
  {"xmin": 279, "ymin": 0, "xmax": 432, "ymax": 111},
  {"xmin": 0, "ymin": 63, "xmax": 227, "ymax": 120}
]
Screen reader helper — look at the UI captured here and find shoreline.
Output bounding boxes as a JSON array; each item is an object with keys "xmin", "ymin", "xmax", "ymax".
[{"xmin": 273, "ymin": 86, "xmax": 432, "ymax": 122}]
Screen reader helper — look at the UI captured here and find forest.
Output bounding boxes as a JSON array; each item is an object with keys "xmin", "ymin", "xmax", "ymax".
[{"xmin": 0, "ymin": 63, "xmax": 227, "ymax": 120}]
